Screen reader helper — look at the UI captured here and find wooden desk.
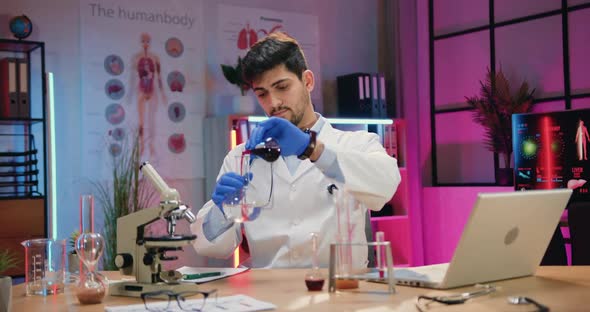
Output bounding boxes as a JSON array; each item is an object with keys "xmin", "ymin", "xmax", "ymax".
[{"xmin": 11, "ymin": 266, "xmax": 590, "ymax": 311}]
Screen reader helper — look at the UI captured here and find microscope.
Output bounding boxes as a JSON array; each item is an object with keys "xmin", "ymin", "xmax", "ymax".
[{"xmin": 109, "ymin": 162, "xmax": 199, "ymax": 297}]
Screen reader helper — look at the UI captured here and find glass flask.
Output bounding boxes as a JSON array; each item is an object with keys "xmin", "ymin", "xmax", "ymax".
[
  {"xmin": 223, "ymin": 153, "xmax": 273, "ymax": 223},
  {"xmin": 305, "ymin": 232, "xmax": 325, "ymax": 291},
  {"xmin": 75, "ymin": 232, "xmax": 108, "ymax": 304}
]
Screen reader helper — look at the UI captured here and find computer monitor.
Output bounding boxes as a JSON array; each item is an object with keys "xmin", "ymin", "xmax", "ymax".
[{"xmin": 513, "ymin": 108, "xmax": 590, "ymax": 201}]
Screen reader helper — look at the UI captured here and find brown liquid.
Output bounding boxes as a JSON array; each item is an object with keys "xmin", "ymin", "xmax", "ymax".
[
  {"xmin": 76, "ymin": 287, "xmax": 106, "ymax": 304},
  {"xmin": 250, "ymin": 146, "xmax": 280, "ymax": 162},
  {"xmin": 335, "ymin": 279, "xmax": 359, "ymax": 289},
  {"xmin": 305, "ymin": 278, "xmax": 325, "ymax": 291}
]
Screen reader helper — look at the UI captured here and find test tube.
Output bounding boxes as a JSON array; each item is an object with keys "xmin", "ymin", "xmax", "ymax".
[{"xmin": 375, "ymin": 231, "xmax": 385, "ymax": 278}]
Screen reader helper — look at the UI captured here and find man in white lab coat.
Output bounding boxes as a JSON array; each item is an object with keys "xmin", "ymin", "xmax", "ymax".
[{"xmin": 191, "ymin": 32, "xmax": 401, "ymax": 268}]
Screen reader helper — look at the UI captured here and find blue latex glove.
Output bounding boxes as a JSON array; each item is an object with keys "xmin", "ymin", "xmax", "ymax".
[
  {"xmin": 211, "ymin": 172, "xmax": 248, "ymax": 209},
  {"xmin": 245, "ymin": 117, "xmax": 310, "ymax": 156}
]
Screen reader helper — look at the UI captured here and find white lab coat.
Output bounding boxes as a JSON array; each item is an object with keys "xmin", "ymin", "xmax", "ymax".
[{"xmin": 191, "ymin": 118, "xmax": 401, "ymax": 268}]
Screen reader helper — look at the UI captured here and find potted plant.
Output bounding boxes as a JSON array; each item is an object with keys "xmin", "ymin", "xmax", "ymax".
[
  {"xmin": 94, "ymin": 129, "xmax": 155, "ymax": 270},
  {"xmin": 221, "ymin": 56, "xmax": 249, "ymax": 96},
  {"xmin": 220, "ymin": 57, "xmax": 256, "ymax": 114},
  {"xmin": 0, "ymin": 249, "xmax": 19, "ymax": 312},
  {"xmin": 466, "ymin": 68, "xmax": 535, "ymax": 185},
  {"xmin": 67, "ymin": 230, "xmax": 81, "ymax": 275}
]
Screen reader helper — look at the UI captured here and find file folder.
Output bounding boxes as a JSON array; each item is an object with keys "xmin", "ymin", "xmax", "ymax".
[
  {"xmin": 337, "ymin": 73, "xmax": 373, "ymax": 117},
  {"xmin": 384, "ymin": 123, "xmax": 398, "ymax": 159},
  {"xmin": 378, "ymin": 73, "xmax": 387, "ymax": 117},
  {"xmin": 371, "ymin": 74, "xmax": 380, "ymax": 118},
  {"xmin": 364, "ymin": 74, "xmax": 372, "ymax": 116},
  {"xmin": 0, "ymin": 58, "xmax": 19, "ymax": 118},
  {"xmin": 17, "ymin": 59, "xmax": 30, "ymax": 118}
]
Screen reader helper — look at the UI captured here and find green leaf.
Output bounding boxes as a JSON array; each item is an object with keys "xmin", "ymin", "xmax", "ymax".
[
  {"xmin": 93, "ymin": 128, "xmax": 157, "ymax": 270},
  {"xmin": 0, "ymin": 249, "xmax": 19, "ymax": 275},
  {"xmin": 466, "ymin": 67, "xmax": 535, "ymax": 168},
  {"xmin": 220, "ymin": 57, "xmax": 248, "ymax": 95}
]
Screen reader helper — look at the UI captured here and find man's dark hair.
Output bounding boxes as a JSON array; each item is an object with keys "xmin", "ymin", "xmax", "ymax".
[{"xmin": 241, "ymin": 32, "xmax": 308, "ymax": 86}]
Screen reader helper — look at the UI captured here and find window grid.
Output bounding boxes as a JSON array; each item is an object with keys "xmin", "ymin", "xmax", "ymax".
[{"xmin": 430, "ymin": 0, "xmax": 590, "ymax": 186}]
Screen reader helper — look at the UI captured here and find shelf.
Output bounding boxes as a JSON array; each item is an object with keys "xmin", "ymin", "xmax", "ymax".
[
  {"xmin": 0, "ymin": 194, "xmax": 44, "ymax": 200},
  {"xmin": 247, "ymin": 115, "xmax": 394, "ymax": 125},
  {"xmin": 0, "ymin": 38, "xmax": 47, "ymax": 277},
  {"xmin": 0, "ymin": 39, "xmax": 43, "ymax": 53},
  {"xmin": 370, "ymin": 215, "xmax": 408, "ymax": 221},
  {"xmin": 0, "ymin": 118, "xmax": 44, "ymax": 125}
]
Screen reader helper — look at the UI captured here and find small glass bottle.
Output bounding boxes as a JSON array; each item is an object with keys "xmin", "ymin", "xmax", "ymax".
[
  {"xmin": 305, "ymin": 232, "xmax": 325, "ymax": 291},
  {"xmin": 75, "ymin": 232, "xmax": 108, "ymax": 304}
]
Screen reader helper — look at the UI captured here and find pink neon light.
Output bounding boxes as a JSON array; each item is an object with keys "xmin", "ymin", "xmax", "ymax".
[{"xmin": 541, "ymin": 116, "xmax": 554, "ymax": 189}]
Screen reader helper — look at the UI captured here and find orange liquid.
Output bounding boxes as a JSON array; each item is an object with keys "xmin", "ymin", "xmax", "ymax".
[{"xmin": 335, "ymin": 279, "xmax": 359, "ymax": 289}]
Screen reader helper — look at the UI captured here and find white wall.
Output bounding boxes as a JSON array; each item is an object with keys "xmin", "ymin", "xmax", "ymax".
[{"xmin": 0, "ymin": 0, "xmax": 379, "ymax": 266}]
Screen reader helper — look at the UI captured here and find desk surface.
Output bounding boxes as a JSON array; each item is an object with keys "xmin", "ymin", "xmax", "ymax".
[{"xmin": 11, "ymin": 266, "xmax": 590, "ymax": 311}]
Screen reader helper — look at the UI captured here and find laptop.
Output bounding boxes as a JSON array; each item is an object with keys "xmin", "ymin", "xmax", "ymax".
[{"xmin": 394, "ymin": 189, "xmax": 572, "ymax": 289}]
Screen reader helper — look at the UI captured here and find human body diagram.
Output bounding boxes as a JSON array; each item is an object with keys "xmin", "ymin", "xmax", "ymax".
[
  {"xmin": 128, "ymin": 33, "xmax": 167, "ymax": 158},
  {"xmin": 576, "ymin": 119, "xmax": 590, "ymax": 161}
]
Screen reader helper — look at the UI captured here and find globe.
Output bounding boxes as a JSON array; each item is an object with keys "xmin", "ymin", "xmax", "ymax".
[{"xmin": 9, "ymin": 15, "xmax": 33, "ymax": 40}]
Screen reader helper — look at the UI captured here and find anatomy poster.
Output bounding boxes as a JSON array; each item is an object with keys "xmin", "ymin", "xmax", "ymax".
[
  {"xmin": 217, "ymin": 4, "xmax": 321, "ymax": 104},
  {"xmin": 80, "ymin": 0, "xmax": 205, "ymax": 180}
]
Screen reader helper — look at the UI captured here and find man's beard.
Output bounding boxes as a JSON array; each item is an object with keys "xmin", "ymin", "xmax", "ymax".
[
  {"xmin": 290, "ymin": 89, "xmax": 311, "ymax": 126},
  {"xmin": 269, "ymin": 89, "xmax": 310, "ymax": 127}
]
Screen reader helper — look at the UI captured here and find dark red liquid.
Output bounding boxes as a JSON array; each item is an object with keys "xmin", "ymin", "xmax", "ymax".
[
  {"xmin": 250, "ymin": 146, "xmax": 280, "ymax": 162},
  {"xmin": 305, "ymin": 278, "xmax": 325, "ymax": 291}
]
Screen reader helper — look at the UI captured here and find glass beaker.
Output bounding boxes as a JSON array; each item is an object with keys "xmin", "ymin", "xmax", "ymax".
[
  {"xmin": 21, "ymin": 238, "xmax": 66, "ymax": 296},
  {"xmin": 328, "ymin": 241, "xmax": 396, "ymax": 294},
  {"xmin": 333, "ymin": 188, "xmax": 366, "ymax": 289},
  {"xmin": 222, "ymin": 153, "xmax": 273, "ymax": 223}
]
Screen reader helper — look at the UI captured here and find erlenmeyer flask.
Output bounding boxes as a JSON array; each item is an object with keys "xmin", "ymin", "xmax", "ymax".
[
  {"xmin": 223, "ymin": 153, "xmax": 273, "ymax": 222},
  {"xmin": 75, "ymin": 232, "xmax": 108, "ymax": 304}
]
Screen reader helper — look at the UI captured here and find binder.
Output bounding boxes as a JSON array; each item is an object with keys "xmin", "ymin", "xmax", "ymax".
[
  {"xmin": 378, "ymin": 73, "xmax": 387, "ymax": 117},
  {"xmin": 232, "ymin": 118, "xmax": 250, "ymax": 145},
  {"xmin": 364, "ymin": 75, "xmax": 372, "ymax": 116},
  {"xmin": 371, "ymin": 74, "xmax": 380, "ymax": 118},
  {"xmin": 238, "ymin": 119, "xmax": 249, "ymax": 144},
  {"xmin": 384, "ymin": 123, "xmax": 398, "ymax": 159},
  {"xmin": 0, "ymin": 58, "xmax": 19, "ymax": 118},
  {"xmin": 337, "ymin": 73, "xmax": 372, "ymax": 117},
  {"xmin": 17, "ymin": 59, "xmax": 30, "ymax": 118}
]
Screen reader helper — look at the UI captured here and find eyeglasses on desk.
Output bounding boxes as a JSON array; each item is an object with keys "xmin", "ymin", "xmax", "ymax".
[
  {"xmin": 415, "ymin": 284, "xmax": 497, "ymax": 311},
  {"xmin": 140, "ymin": 289, "xmax": 218, "ymax": 311}
]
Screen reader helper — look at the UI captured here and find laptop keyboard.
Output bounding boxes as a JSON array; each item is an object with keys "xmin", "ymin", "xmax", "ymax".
[{"xmin": 394, "ymin": 263, "xmax": 449, "ymax": 283}]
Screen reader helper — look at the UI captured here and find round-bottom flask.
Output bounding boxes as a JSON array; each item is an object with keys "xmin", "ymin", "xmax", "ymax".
[{"xmin": 305, "ymin": 232, "xmax": 325, "ymax": 291}]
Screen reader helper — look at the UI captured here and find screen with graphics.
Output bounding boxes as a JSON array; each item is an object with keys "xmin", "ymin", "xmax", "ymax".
[{"xmin": 513, "ymin": 109, "xmax": 590, "ymax": 201}]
